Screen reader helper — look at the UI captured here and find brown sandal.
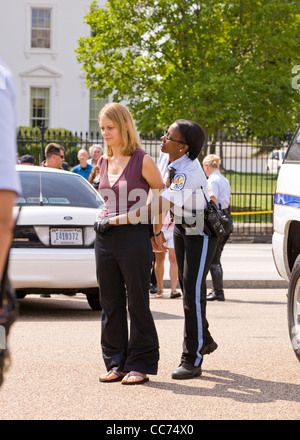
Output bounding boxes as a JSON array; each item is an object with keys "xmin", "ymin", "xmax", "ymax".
[
  {"xmin": 170, "ymin": 290, "xmax": 181, "ymax": 298},
  {"xmin": 121, "ymin": 371, "xmax": 149, "ymax": 385},
  {"xmin": 155, "ymin": 290, "xmax": 163, "ymax": 298},
  {"xmin": 99, "ymin": 369, "xmax": 126, "ymax": 383}
]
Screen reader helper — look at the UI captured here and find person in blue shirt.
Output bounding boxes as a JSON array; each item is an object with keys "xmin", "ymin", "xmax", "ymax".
[{"xmin": 71, "ymin": 149, "xmax": 93, "ymax": 180}]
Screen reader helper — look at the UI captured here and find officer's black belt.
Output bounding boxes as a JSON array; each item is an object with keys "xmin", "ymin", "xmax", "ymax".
[
  {"xmin": 180, "ymin": 221, "xmax": 197, "ymax": 229},
  {"xmin": 221, "ymin": 208, "xmax": 230, "ymax": 215}
]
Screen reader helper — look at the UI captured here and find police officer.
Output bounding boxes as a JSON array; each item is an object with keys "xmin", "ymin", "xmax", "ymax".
[
  {"xmin": 101, "ymin": 119, "xmax": 218, "ymax": 380},
  {"xmin": 203, "ymin": 154, "xmax": 233, "ymax": 301}
]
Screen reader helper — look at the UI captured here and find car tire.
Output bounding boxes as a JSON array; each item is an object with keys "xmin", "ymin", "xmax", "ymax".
[
  {"xmin": 287, "ymin": 255, "xmax": 300, "ymax": 362},
  {"xmin": 85, "ymin": 290, "xmax": 102, "ymax": 311}
]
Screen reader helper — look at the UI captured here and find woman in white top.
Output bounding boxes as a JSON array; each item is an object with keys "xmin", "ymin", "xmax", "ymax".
[{"xmin": 153, "ymin": 152, "xmax": 180, "ymax": 299}]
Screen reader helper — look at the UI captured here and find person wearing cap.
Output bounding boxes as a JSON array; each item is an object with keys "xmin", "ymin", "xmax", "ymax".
[
  {"xmin": 20, "ymin": 154, "xmax": 35, "ymax": 165},
  {"xmin": 98, "ymin": 119, "xmax": 219, "ymax": 380}
]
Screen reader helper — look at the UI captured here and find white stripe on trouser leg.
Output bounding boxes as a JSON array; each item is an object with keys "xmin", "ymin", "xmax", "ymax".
[{"xmin": 194, "ymin": 235, "xmax": 209, "ymax": 367}]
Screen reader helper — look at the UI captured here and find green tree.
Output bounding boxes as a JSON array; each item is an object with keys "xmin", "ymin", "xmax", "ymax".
[{"xmin": 76, "ymin": 0, "xmax": 300, "ymax": 136}]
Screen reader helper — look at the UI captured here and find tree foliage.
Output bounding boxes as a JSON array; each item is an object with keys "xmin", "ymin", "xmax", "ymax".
[{"xmin": 76, "ymin": 0, "xmax": 300, "ymax": 136}]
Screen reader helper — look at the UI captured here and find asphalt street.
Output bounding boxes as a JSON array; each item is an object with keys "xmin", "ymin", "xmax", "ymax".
[{"xmin": 0, "ymin": 243, "xmax": 299, "ymax": 421}]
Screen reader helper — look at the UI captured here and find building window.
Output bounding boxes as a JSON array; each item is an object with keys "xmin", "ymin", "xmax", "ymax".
[
  {"xmin": 89, "ymin": 90, "xmax": 108, "ymax": 135},
  {"xmin": 31, "ymin": 8, "xmax": 51, "ymax": 49},
  {"xmin": 30, "ymin": 87, "xmax": 50, "ymax": 127}
]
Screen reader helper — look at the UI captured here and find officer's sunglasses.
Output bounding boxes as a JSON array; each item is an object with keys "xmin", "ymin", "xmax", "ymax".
[{"xmin": 163, "ymin": 130, "xmax": 186, "ymax": 145}]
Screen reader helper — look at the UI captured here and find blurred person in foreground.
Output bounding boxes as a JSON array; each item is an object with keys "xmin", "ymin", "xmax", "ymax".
[{"xmin": 0, "ymin": 58, "xmax": 22, "ymax": 387}]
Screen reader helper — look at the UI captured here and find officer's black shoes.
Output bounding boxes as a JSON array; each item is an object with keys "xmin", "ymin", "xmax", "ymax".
[
  {"xmin": 206, "ymin": 290, "xmax": 225, "ymax": 301},
  {"xmin": 172, "ymin": 363, "xmax": 202, "ymax": 380},
  {"xmin": 201, "ymin": 340, "xmax": 218, "ymax": 356}
]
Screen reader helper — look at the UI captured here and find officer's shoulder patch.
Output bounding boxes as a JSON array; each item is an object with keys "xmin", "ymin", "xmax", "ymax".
[{"xmin": 170, "ymin": 173, "xmax": 186, "ymax": 191}]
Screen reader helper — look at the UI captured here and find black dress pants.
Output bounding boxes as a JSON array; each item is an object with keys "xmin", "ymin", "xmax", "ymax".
[
  {"xmin": 174, "ymin": 225, "xmax": 218, "ymax": 367},
  {"xmin": 210, "ymin": 213, "xmax": 233, "ymax": 292},
  {"xmin": 95, "ymin": 223, "xmax": 159, "ymax": 375}
]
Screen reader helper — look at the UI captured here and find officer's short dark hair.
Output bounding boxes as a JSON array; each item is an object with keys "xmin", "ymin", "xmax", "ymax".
[{"xmin": 175, "ymin": 119, "xmax": 206, "ymax": 160}]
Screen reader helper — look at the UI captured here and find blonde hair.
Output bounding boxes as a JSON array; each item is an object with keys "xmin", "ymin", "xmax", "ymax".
[
  {"xmin": 203, "ymin": 154, "xmax": 221, "ymax": 169},
  {"xmin": 98, "ymin": 103, "xmax": 142, "ymax": 157}
]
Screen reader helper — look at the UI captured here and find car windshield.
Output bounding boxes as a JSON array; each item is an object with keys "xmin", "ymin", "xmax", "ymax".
[
  {"xmin": 16, "ymin": 170, "xmax": 103, "ymax": 208},
  {"xmin": 285, "ymin": 125, "xmax": 300, "ymax": 162}
]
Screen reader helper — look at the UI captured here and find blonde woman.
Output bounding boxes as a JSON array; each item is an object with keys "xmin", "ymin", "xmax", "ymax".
[
  {"xmin": 99, "ymin": 119, "xmax": 219, "ymax": 380},
  {"xmin": 202, "ymin": 154, "xmax": 233, "ymax": 301},
  {"xmin": 95, "ymin": 103, "xmax": 164, "ymax": 385}
]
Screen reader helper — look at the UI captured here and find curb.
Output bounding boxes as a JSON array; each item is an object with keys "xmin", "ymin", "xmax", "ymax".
[{"xmin": 162, "ymin": 279, "xmax": 289, "ymax": 289}]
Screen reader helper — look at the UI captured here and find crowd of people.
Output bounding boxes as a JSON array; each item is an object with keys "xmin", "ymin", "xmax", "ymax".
[
  {"xmin": 17, "ymin": 142, "xmax": 103, "ymax": 192},
  {"xmin": 2, "ymin": 55, "xmax": 233, "ymax": 387}
]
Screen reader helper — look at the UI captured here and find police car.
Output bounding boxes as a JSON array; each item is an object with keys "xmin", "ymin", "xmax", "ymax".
[
  {"xmin": 266, "ymin": 149, "xmax": 287, "ymax": 173},
  {"xmin": 272, "ymin": 124, "xmax": 300, "ymax": 362}
]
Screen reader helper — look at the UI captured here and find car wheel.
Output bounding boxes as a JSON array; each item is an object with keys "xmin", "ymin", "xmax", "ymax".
[
  {"xmin": 15, "ymin": 289, "xmax": 27, "ymax": 299},
  {"xmin": 85, "ymin": 290, "xmax": 102, "ymax": 311},
  {"xmin": 287, "ymin": 255, "xmax": 300, "ymax": 362}
]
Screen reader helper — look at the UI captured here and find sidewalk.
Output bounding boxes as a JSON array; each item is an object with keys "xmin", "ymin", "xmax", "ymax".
[{"xmin": 163, "ymin": 243, "xmax": 288, "ymax": 289}]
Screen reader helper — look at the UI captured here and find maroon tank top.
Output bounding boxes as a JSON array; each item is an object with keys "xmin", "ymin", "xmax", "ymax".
[{"xmin": 98, "ymin": 148, "xmax": 150, "ymax": 218}]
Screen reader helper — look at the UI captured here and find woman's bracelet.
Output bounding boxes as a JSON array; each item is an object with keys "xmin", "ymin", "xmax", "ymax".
[{"xmin": 154, "ymin": 230, "xmax": 162, "ymax": 237}]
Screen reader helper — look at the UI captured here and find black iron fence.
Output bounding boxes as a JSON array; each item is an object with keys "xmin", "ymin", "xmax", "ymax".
[{"xmin": 17, "ymin": 125, "xmax": 293, "ymax": 240}]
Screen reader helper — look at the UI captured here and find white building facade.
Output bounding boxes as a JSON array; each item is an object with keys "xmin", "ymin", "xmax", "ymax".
[{"xmin": 0, "ymin": 0, "xmax": 106, "ymax": 134}]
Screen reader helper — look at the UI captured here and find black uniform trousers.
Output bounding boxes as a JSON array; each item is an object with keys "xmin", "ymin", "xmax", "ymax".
[
  {"xmin": 94, "ymin": 223, "xmax": 159, "ymax": 375},
  {"xmin": 210, "ymin": 212, "xmax": 233, "ymax": 292},
  {"xmin": 174, "ymin": 225, "xmax": 218, "ymax": 367}
]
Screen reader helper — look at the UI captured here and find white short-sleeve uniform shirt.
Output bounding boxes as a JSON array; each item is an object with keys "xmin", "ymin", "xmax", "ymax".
[
  {"xmin": 207, "ymin": 170, "xmax": 231, "ymax": 210},
  {"xmin": 0, "ymin": 58, "xmax": 21, "ymax": 195},
  {"xmin": 161, "ymin": 154, "xmax": 209, "ymax": 230}
]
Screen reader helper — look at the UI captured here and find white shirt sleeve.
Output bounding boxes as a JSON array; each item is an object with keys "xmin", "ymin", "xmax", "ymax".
[{"xmin": 0, "ymin": 60, "xmax": 21, "ymax": 195}]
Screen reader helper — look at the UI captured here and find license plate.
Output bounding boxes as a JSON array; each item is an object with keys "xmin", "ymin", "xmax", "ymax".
[{"xmin": 50, "ymin": 228, "xmax": 83, "ymax": 245}]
